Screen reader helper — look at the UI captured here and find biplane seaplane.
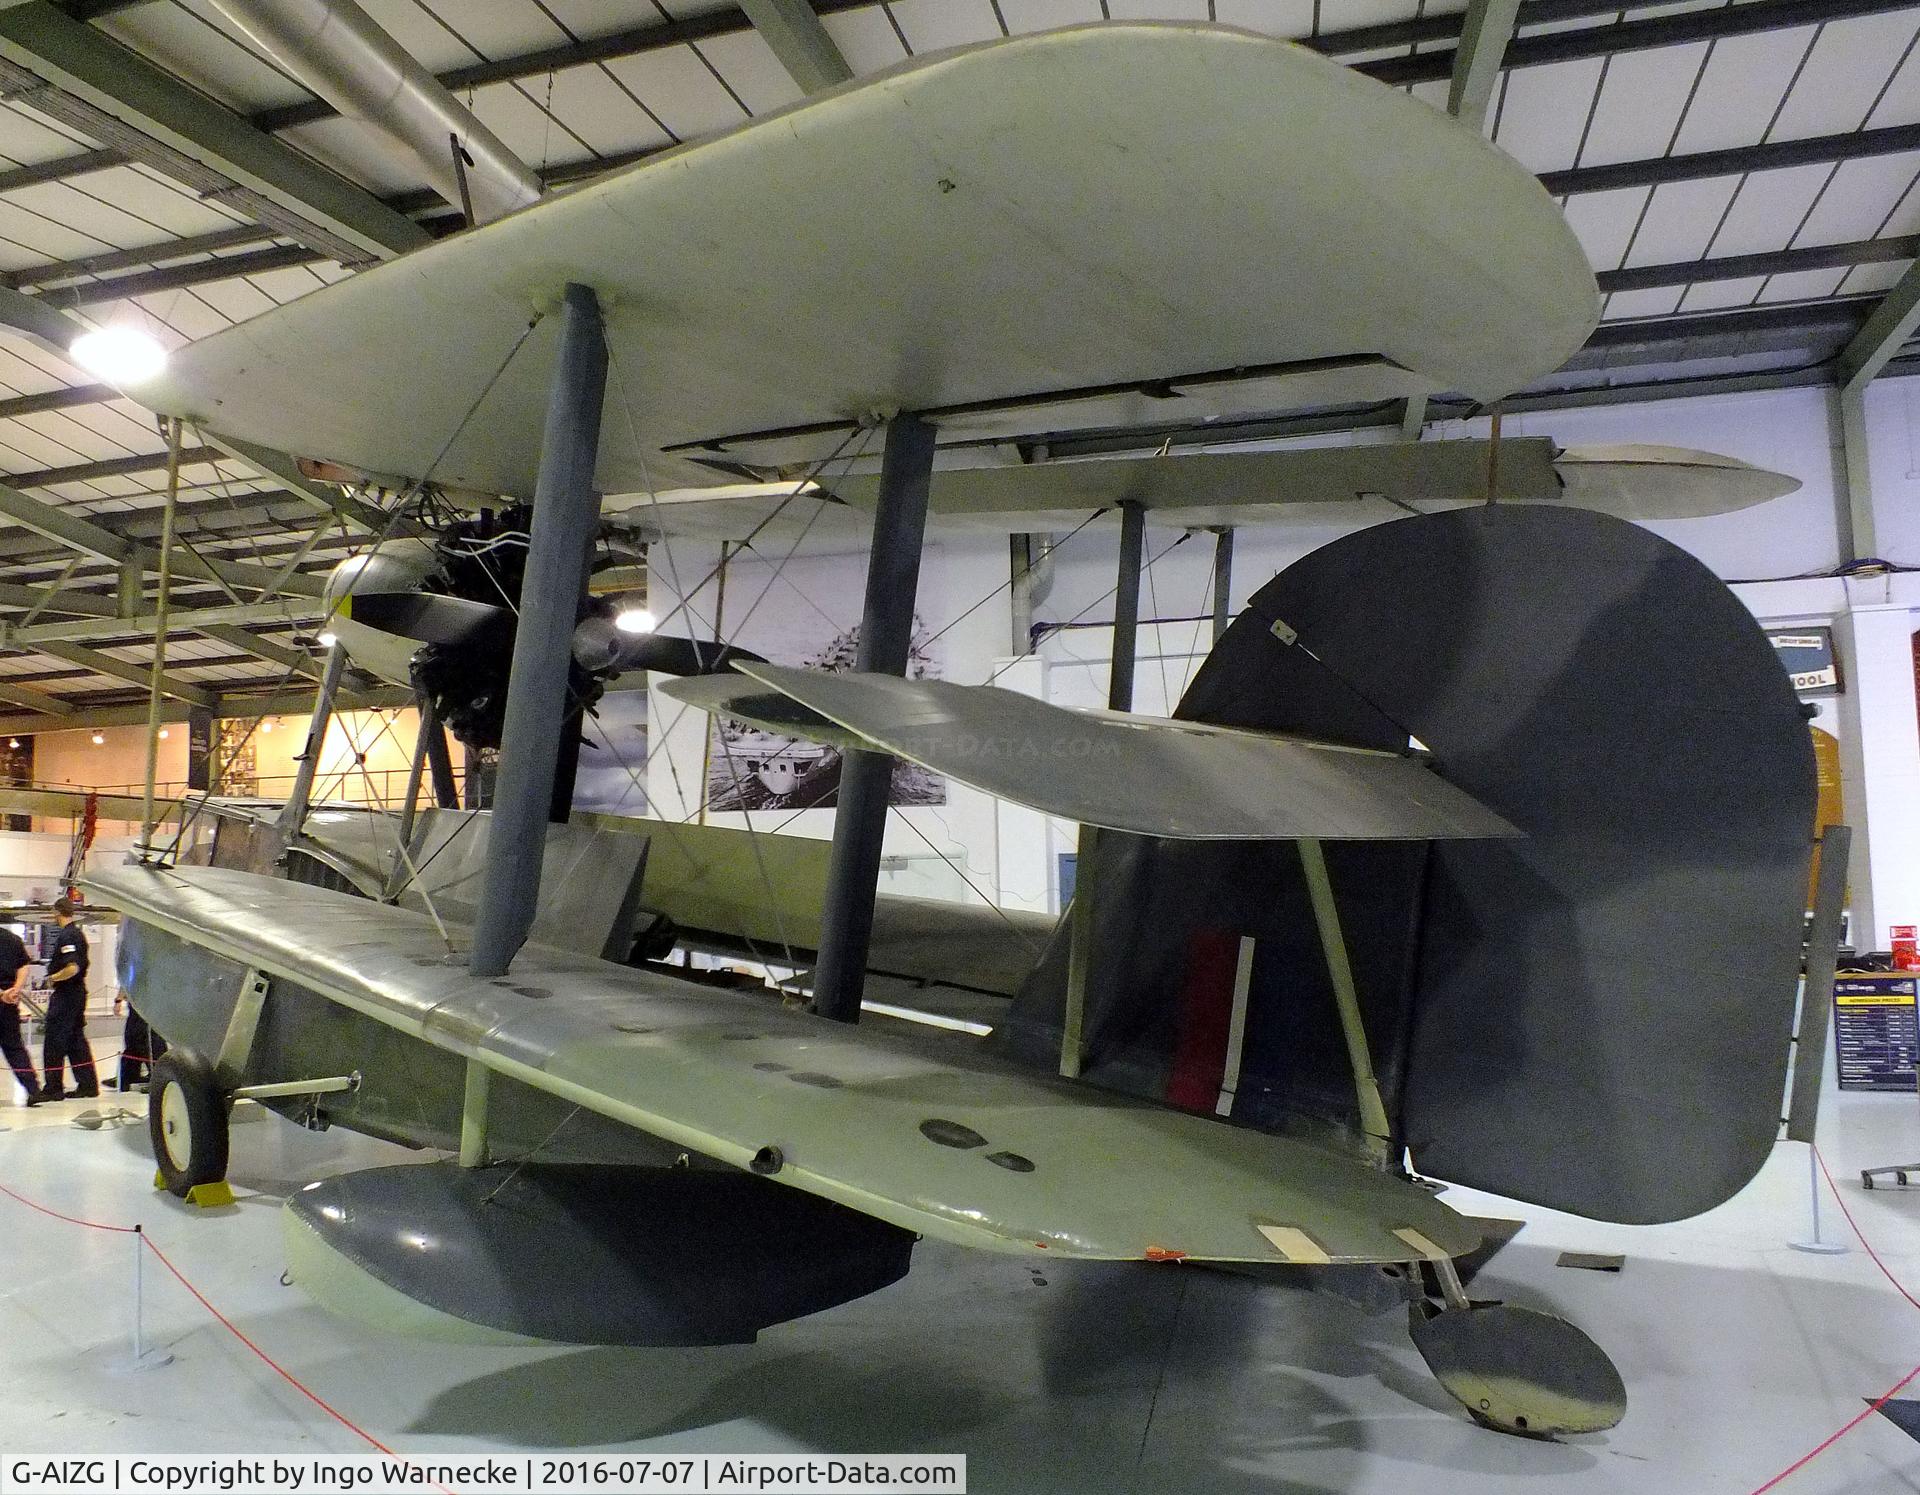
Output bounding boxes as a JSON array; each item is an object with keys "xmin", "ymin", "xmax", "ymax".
[{"xmin": 36, "ymin": 22, "xmax": 1815, "ymax": 1441}]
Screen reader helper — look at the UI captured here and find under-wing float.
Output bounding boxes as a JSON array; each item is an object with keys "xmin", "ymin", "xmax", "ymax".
[{"xmin": 61, "ymin": 22, "xmax": 1815, "ymax": 1442}]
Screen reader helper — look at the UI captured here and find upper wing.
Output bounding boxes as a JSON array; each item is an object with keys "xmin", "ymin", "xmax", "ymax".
[
  {"xmin": 88, "ymin": 861, "xmax": 1476, "ymax": 1267},
  {"xmin": 134, "ymin": 24, "xmax": 1592, "ymax": 495}
]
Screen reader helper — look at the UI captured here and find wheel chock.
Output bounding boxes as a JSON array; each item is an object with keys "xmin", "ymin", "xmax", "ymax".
[
  {"xmin": 152, "ymin": 1169, "xmax": 166, "ymax": 1191},
  {"xmin": 184, "ymin": 1181, "xmax": 235, "ymax": 1209}
]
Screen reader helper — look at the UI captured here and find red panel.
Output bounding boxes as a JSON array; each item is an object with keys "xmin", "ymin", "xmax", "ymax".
[{"xmin": 1165, "ymin": 927, "xmax": 1242, "ymax": 1112}]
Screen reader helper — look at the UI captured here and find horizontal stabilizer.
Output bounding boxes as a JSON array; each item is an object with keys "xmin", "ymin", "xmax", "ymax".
[{"xmin": 672, "ymin": 663, "xmax": 1520, "ymax": 842}]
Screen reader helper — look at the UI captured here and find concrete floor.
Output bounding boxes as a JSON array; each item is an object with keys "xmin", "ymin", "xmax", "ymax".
[{"xmin": 3, "ymin": 1015, "xmax": 1920, "ymax": 1494}]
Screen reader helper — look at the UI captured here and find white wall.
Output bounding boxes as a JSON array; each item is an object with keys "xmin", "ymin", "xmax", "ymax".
[{"xmin": 636, "ymin": 380, "xmax": 1920, "ymax": 938}]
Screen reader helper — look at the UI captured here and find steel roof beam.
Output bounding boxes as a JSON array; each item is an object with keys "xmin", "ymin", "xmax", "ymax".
[
  {"xmin": 1542, "ymin": 122, "xmax": 1920, "ymax": 198},
  {"xmin": 1840, "ymin": 270, "xmax": 1920, "ymax": 390},
  {"xmin": 0, "ymin": 579, "xmax": 115, "ymax": 615},
  {"xmin": 739, "ymin": 0, "xmax": 852, "ymax": 95},
  {"xmin": 7, "ymin": 595, "xmax": 325, "ymax": 646},
  {"xmin": 0, "ymin": 681, "xmax": 408, "ymax": 737},
  {"xmin": 0, "ymin": 477, "xmax": 327, "ymax": 597},
  {"xmin": 0, "ymin": 1, "xmax": 428, "ymax": 262},
  {"xmin": 25, "ymin": 636, "xmax": 213, "ymax": 706},
  {"xmin": 1598, "ymin": 235, "xmax": 1920, "ymax": 293},
  {"xmin": 1447, "ymin": 0, "xmax": 1523, "ymax": 134},
  {"xmin": 192, "ymin": 620, "xmax": 325, "ymax": 681},
  {"xmin": 1360, "ymin": 0, "xmax": 1920, "ymax": 87},
  {"xmin": 0, "ymin": 678, "xmax": 70, "ymax": 714}
]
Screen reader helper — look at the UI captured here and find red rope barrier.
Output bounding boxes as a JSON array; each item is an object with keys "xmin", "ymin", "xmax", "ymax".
[
  {"xmin": 138, "ymin": 1235, "xmax": 398, "ymax": 1458},
  {"xmin": 0, "ymin": 1179, "xmax": 137, "ymax": 1233},
  {"xmin": 0, "ymin": 1179, "xmax": 398, "ymax": 1462},
  {"xmin": 1744, "ymin": 1145, "xmax": 1920, "ymax": 1493}
]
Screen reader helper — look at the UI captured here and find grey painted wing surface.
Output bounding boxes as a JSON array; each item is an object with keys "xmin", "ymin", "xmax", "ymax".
[
  {"xmin": 133, "ymin": 24, "xmax": 1594, "ymax": 495},
  {"xmin": 729, "ymin": 663, "xmax": 1520, "ymax": 842},
  {"xmin": 1552, "ymin": 445, "xmax": 1801, "ymax": 520},
  {"xmin": 84, "ymin": 862, "xmax": 1478, "ymax": 1265}
]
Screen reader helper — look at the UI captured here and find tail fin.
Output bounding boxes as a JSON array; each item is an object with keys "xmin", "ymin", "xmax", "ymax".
[{"xmin": 1000, "ymin": 505, "xmax": 1814, "ymax": 1225}]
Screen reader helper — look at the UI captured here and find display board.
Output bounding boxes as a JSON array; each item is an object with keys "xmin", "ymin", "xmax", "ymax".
[{"xmin": 1835, "ymin": 974, "xmax": 1920, "ymax": 1091}]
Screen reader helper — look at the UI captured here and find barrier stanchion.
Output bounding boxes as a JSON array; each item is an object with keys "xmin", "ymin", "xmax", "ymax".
[{"xmin": 117, "ymin": 1222, "xmax": 174, "ymax": 1373}]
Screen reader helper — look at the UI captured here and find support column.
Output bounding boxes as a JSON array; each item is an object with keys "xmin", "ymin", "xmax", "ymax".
[
  {"xmin": 1834, "ymin": 596, "xmax": 1920, "ymax": 950},
  {"xmin": 1109, "ymin": 500, "xmax": 1145, "ymax": 712},
  {"xmin": 273, "ymin": 644, "xmax": 345, "ymax": 846},
  {"xmin": 811, "ymin": 414, "xmax": 937, "ymax": 1023},
  {"xmin": 1209, "ymin": 527, "xmax": 1235, "ymax": 646},
  {"xmin": 470, "ymin": 284, "xmax": 608, "ymax": 978},
  {"xmin": 1837, "ymin": 384, "xmax": 1878, "ymax": 562}
]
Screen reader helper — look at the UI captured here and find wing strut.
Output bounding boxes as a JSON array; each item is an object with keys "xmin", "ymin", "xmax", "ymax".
[
  {"xmin": 470, "ymin": 284, "xmax": 608, "ymax": 978},
  {"xmin": 810, "ymin": 414, "xmax": 937, "ymax": 1022}
]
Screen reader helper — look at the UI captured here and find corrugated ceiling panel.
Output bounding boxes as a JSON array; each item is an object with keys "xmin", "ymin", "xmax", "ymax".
[
  {"xmin": 695, "ymin": 31, "xmax": 806, "ymax": 117},
  {"xmin": 1707, "ymin": 163, "xmax": 1835, "ymax": 255},
  {"xmin": 0, "ymin": 202, "xmax": 110, "ymax": 267},
  {"xmin": 541, "ymin": 60, "xmax": 683, "ymax": 150},
  {"xmin": 1575, "ymin": 42, "xmax": 1712, "ymax": 167},
  {"xmin": 1758, "ymin": 266, "xmax": 1843, "ymax": 303},
  {"xmin": 0, "ymin": 103, "xmax": 92, "ymax": 170},
  {"xmin": 1678, "ymin": 275, "xmax": 1769, "ymax": 311},
  {"xmin": 1109, "ymin": 0, "xmax": 1211, "ymax": 18},
  {"xmin": 602, "ymin": 46, "xmax": 751, "ymax": 141},
  {"xmin": 994, "ymin": 0, "xmax": 1110, "ymax": 37},
  {"xmin": 890, "ymin": 0, "xmax": 1005, "ymax": 52},
  {"xmin": 1839, "ymin": 259, "xmax": 1913, "ymax": 294},
  {"xmin": 5, "ymin": 180, "xmax": 201, "ymax": 256},
  {"xmin": 354, "ymin": 0, "xmax": 513, "ymax": 75},
  {"xmin": 467, "ymin": 77, "xmax": 597, "ymax": 171},
  {"xmin": 10, "ymin": 411, "xmax": 135, "ymax": 465},
  {"xmin": 817, "ymin": 7, "xmax": 913, "ymax": 70},
  {"xmin": 130, "ymin": 290, "xmax": 233, "ymax": 342},
  {"xmin": 1669, "ymin": 27, "xmax": 1816, "ymax": 155},
  {"xmin": 1622, "ymin": 176, "xmax": 1741, "ymax": 265},
  {"xmin": 1796, "ymin": 153, "xmax": 1920, "ymax": 244},
  {"xmin": 242, "ymin": 264, "xmax": 330, "ymax": 306},
  {"xmin": 186, "ymin": 276, "xmax": 281, "ymax": 324},
  {"xmin": 1561, "ymin": 185, "xmax": 1652, "ymax": 271},
  {"xmin": 1768, "ymin": 11, "xmax": 1920, "ymax": 141},
  {"xmin": 1494, "ymin": 57, "xmax": 1609, "ymax": 173}
]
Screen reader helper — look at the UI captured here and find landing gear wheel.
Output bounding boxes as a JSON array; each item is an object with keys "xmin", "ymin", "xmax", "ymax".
[
  {"xmin": 1409, "ymin": 1298, "xmax": 1627, "ymax": 1438},
  {"xmin": 149, "ymin": 1051, "xmax": 230, "ymax": 1198}
]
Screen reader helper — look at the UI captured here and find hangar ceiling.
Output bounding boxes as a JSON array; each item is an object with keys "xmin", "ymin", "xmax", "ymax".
[{"xmin": 0, "ymin": 0, "xmax": 1910, "ymax": 728}]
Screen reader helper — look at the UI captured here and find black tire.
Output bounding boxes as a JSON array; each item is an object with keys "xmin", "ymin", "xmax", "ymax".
[{"xmin": 148, "ymin": 1051, "xmax": 229, "ymax": 1198}]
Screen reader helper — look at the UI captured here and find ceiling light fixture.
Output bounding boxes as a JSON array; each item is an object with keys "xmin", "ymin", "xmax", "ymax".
[
  {"xmin": 261, "ymin": 719, "xmax": 273, "ymax": 733},
  {"xmin": 158, "ymin": 728, "xmax": 169, "ymax": 740},
  {"xmin": 613, "ymin": 606, "xmax": 656, "ymax": 635},
  {"xmin": 90, "ymin": 731, "xmax": 104, "ymax": 746},
  {"xmin": 6, "ymin": 738, "xmax": 17, "ymax": 749},
  {"xmin": 68, "ymin": 326, "xmax": 168, "ymax": 385},
  {"xmin": 317, "ymin": 630, "xmax": 339, "ymax": 649}
]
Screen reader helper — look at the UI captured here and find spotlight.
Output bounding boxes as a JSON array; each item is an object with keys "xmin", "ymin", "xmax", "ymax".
[
  {"xmin": 68, "ymin": 326, "xmax": 167, "ymax": 385},
  {"xmin": 158, "ymin": 728, "xmax": 169, "ymax": 739},
  {"xmin": 261, "ymin": 719, "xmax": 273, "ymax": 733},
  {"xmin": 6, "ymin": 738, "xmax": 17, "ymax": 749},
  {"xmin": 90, "ymin": 731, "xmax": 104, "ymax": 746},
  {"xmin": 317, "ymin": 630, "xmax": 338, "ymax": 649},
  {"xmin": 613, "ymin": 606, "xmax": 656, "ymax": 635}
]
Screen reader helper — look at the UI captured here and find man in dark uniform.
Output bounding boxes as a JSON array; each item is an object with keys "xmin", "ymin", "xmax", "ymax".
[
  {"xmin": 40, "ymin": 896, "xmax": 96, "ymax": 1102},
  {"xmin": 0, "ymin": 920, "xmax": 40, "ymax": 1105}
]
